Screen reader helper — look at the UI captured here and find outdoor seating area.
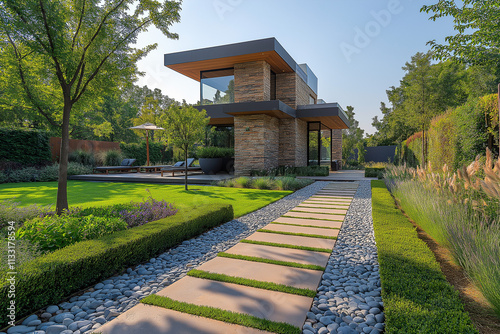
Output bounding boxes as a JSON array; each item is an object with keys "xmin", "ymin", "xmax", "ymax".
[
  {"xmin": 94, "ymin": 159, "xmax": 141, "ymax": 174},
  {"xmin": 93, "ymin": 158, "xmax": 205, "ymax": 177}
]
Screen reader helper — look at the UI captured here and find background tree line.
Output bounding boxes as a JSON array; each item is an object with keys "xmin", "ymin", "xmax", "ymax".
[{"xmin": 368, "ymin": 1, "xmax": 500, "ymax": 166}]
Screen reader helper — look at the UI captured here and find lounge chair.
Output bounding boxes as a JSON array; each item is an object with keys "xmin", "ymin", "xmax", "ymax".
[
  {"xmin": 160, "ymin": 158, "xmax": 202, "ymax": 177},
  {"xmin": 140, "ymin": 161, "xmax": 183, "ymax": 173},
  {"xmin": 94, "ymin": 159, "xmax": 140, "ymax": 174}
]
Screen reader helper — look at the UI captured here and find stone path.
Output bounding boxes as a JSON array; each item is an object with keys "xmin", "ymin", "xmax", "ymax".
[{"xmin": 98, "ymin": 182, "xmax": 359, "ymax": 334}]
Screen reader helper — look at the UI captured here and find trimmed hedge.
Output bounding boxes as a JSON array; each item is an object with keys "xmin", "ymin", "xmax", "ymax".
[
  {"xmin": 0, "ymin": 204, "xmax": 233, "ymax": 328},
  {"xmin": 0, "ymin": 128, "xmax": 51, "ymax": 165},
  {"xmin": 371, "ymin": 180, "xmax": 477, "ymax": 333},
  {"xmin": 365, "ymin": 167, "xmax": 385, "ymax": 178}
]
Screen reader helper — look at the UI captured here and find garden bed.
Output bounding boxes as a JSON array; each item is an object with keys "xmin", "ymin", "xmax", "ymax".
[{"xmin": 0, "ymin": 204, "xmax": 233, "ymax": 328}]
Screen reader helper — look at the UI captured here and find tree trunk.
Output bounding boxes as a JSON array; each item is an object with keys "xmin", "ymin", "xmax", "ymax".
[
  {"xmin": 56, "ymin": 100, "xmax": 72, "ymax": 214},
  {"xmin": 184, "ymin": 147, "xmax": 188, "ymax": 191}
]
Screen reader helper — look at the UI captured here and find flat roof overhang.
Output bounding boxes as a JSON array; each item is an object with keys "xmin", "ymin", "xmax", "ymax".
[
  {"xmin": 296, "ymin": 103, "xmax": 350, "ymax": 129},
  {"xmin": 164, "ymin": 38, "xmax": 307, "ymax": 82},
  {"xmin": 195, "ymin": 100, "xmax": 296, "ymax": 126}
]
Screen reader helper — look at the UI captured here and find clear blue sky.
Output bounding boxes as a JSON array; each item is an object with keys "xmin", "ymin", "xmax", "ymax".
[{"xmin": 134, "ymin": 0, "xmax": 456, "ymax": 135}]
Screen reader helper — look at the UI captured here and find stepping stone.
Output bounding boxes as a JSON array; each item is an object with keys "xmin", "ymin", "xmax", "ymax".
[
  {"xmin": 283, "ymin": 211, "xmax": 345, "ymax": 221},
  {"xmin": 245, "ymin": 232, "xmax": 336, "ymax": 249},
  {"xmin": 317, "ymin": 190, "xmax": 356, "ymax": 193},
  {"xmin": 264, "ymin": 223, "xmax": 339, "ymax": 238},
  {"xmin": 299, "ymin": 203, "xmax": 349, "ymax": 209},
  {"xmin": 196, "ymin": 257, "xmax": 323, "ymax": 290},
  {"xmin": 97, "ymin": 304, "xmax": 272, "ymax": 334},
  {"xmin": 307, "ymin": 198, "xmax": 352, "ymax": 204},
  {"xmin": 291, "ymin": 207, "xmax": 347, "ymax": 215},
  {"xmin": 157, "ymin": 276, "xmax": 311, "ymax": 327},
  {"xmin": 224, "ymin": 242, "xmax": 329, "ymax": 267},
  {"xmin": 311, "ymin": 195, "xmax": 352, "ymax": 199},
  {"xmin": 274, "ymin": 217, "xmax": 343, "ymax": 229}
]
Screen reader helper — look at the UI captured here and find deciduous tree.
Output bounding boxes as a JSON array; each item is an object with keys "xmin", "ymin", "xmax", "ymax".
[
  {"xmin": 0, "ymin": 0, "xmax": 181, "ymax": 213},
  {"xmin": 163, "ymin": 104, "xmax": 209, "ymax": 190}
]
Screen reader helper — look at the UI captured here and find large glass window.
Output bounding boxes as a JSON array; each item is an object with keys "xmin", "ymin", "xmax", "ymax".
[
  {"xmin": 308, "ymin": 122, "xmax": 332, "ymax": 167},
  {"xmin": 201, "ymin": 68, "xmax": 234, "ymax": 105}
]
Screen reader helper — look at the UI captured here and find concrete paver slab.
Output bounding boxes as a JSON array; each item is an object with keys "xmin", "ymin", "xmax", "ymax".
[
  {"xmin": 245, "ymin": 232, "xmax": 336, "ymax": 249},
  {"xmin": 306, "ymin": 198, "xmax": 352, "ymax": 204},
  {"xmin": 291, "ymin": 207, "xmax": 347, "ymax": 215},
  {"xmin": 157, "ymin": 276, "xmax": 312, "ymax": 327},
  {"xmin": 299, "ymin": 203, "xmax": 350, "ymax": 209},
  {"xmin": 97, "ymin": 304, "xmax": 272, "ymax": 334},
  {"xmin": 196, "ymin": 257, "xmax": 323, "ymax": 290},
  {"xmin": 310, "ymin": 195, "xmax": 352, "ymax": 200},
  {"xmin": 224, "ymin": 242, "xmax": 330, "ymax": 266},
  {"xmin": 274, "ymin": 217, "xmax": 343, "ymax": 229},
  {"xmin": 264, "ymin": 223, "xmax": 339, "ymax": 238},
  {"xmin": 283, "ymin": 211, "xmax": 345, "ymax": 221}
]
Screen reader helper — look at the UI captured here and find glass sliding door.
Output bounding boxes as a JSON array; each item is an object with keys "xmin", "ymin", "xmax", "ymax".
[{"xmin": 308, "ymin": 122, "xmax": 332, "ymax": 168}]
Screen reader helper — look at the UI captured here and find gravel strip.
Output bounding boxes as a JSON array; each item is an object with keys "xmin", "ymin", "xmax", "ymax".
[
  {"xmin": 303, "ymin": 180, "xmax": 384, "ymax": 334},
  {"xmin": 4, "ymin": 181, "xmax": 330, "ymax": 334}
]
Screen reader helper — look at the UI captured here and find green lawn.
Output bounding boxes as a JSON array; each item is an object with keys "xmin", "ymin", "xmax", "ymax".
[{"xmin": 0, "ymin": 181, "xmax": 291, "ymax": 218}]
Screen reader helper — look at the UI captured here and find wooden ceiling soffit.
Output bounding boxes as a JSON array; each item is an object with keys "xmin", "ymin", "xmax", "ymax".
[{"xmin": 166, "ymin": 51, "xmax": 294, "ymax": 81}]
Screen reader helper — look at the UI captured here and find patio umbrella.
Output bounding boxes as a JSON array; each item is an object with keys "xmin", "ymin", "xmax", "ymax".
[{"xmin": 129, "ymin": 122, "xmax": 164, "ymax": 166}]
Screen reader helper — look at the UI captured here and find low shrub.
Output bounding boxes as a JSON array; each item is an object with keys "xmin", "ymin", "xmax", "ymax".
[
  {"xmin": 234, "ymin": 176, "xmax": 251, "ymax": 188},
  {"xmin": 365, "ymin": 167, "xmax": 385, "ymax": 179},
  {"xmin": 67, "ymin": 162, "xmax": 93, "ymax": 176},
  {"xmin": 250, "ymin": 165, "xmax": 329, "ymax": 177},
  {"xmin": 0, "ymin": 204, "xmax": 233, "ymax": 327},
  {"xmin": 0, "ymin": 162, "xmax": 92, "ymax": 183},
  {"xmin": 0, "ymin": 200, "xmax": 54, "ymax": 231},
  {"xmin": 0, "ymin": 237, "xmax": 41, "ymax": 273},
  {"xmin": 17, "ymin": 214, "xmax": 127, "ymax": 253},
  {"xmin": 6, "ymin": 167, "xmax": 39, "ymax": 183},
  {"xmin": 371, "ymin": 180, "xmax": 477, "ymax": 333},
  {"xmin": 216, "ymin": 176, "xmax": 313, "ymax": 191},
  {"xmin": 68, "ymin": 150, "xmax": 96, "ymax": 166},
  {"xmin": 38, "ymin": 163, "xmax": 59, "ymax": 182},
  {"xmin": 98, "ymin": 149, "xmax": 123, "ymax": 166},
  {"xmin": 117, "ymin": 197, "xmax": 177, "ymax": 228}
]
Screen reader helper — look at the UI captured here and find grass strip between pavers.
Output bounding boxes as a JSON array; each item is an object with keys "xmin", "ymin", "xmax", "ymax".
[
  {"xmin": 187, "ymin": 269, "xmax": 316, "ymax": 297},
  {"xmin": 299, "ymin": 204, "xmax": 350, "ymax": 209},
  {"xmin": 257, "ymin": 229, "xmax": 337, "ymax": 240},
  {"xmin": 218, "ymin": 252, "xmax": 325, "ymax": 271},
  {"xmin": 141, "ymin": 294, "xmax": 301, "ymax": 334},
  {"xmin": 283, "ymin": 215, "xmax": 343, "ymax": 222},
  {"xmin": 240, "ymin": 239, "xmax": 332, "ymax": 253},
  {"xmin": 272, "ymin": 222, "xmax": 339, "ymax": 230},
  {"xmin": 290, "ymin": 210, "xmax": 346, "ymax": 216},
  {"xmin": 371, "ymin": 180, "xmax": 478, "ymax": 334}
]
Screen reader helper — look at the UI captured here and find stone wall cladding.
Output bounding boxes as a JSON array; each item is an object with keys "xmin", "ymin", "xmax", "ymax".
[
  {"xmin": 332, "ymin": 129, "xmax": 343, "ymax": 169},
  {"xmin": 234, "ymin": 115, "xmax": 279, "ymax": 176},
  {"xmin": 234, "ymin": 61, "xmax": 271, "ymax": 103},
  {"xmin": 278, "ymin": 119, "xmax": 308, "ymax": 167},
  {"xmin": 295, "ymin": 119, "xmax": 308, "ymax": 166},
  {"xmin": 296, "ymin": 74, "xmax": 317, "ymax": 106},
  {"xmin": 276, "ymin": 72, "xmax": 296, "ymax": 108},
  {"xmin": 278, "ymin": 119, "xmax": 296, "ymax": 166},
  {"xmin": 276, "ymin": 73, "xmax": 317, "ymax": 108}
]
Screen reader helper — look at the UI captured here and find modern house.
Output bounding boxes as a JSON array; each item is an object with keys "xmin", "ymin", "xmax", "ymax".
[{"xmin": 164, "ymin": 38, "xmax": 349, "ymax": 176}]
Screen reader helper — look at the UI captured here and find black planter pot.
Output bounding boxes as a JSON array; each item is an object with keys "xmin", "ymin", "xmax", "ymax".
[
  {"xmin": 222, "ymin": 157, "xmax": 235, "ymax": 174},
  {"xmin": 199, "ymin": 158, "xmax": 224, "ymax": 174}
]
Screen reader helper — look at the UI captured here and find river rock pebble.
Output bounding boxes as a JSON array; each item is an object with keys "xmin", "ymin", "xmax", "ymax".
[{"xmin": 303, "ymin": 180, "xmax": 385, "ymax": 334}]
